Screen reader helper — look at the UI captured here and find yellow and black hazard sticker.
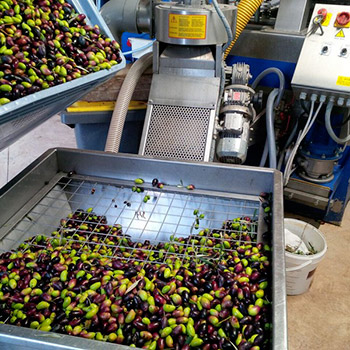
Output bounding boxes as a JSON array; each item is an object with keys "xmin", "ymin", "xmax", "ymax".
[
  {"xmin": 335, "ymin": 29, "xmax": 345, "ymax": 38},
  {"xmin": 168, "ymin": 14, "xmax": 207, "ymax": 40}
]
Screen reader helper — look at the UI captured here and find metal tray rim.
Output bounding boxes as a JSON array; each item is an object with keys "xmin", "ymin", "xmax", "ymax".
[{"xmin": 0, "ymin": 148, "xmax": 288, "ymax": 350}]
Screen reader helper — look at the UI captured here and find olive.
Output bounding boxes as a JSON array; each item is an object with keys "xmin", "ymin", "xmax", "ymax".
[
  {"xmin": 222, "ymin": 342, "xmax": 235, "ymax": 350},
  {"xmin": 78, "ymin": 36, "xmax": 86, "ymax": 47},
  {"xmin": 32, "ymin": 27, "xmax": 41, "ymax": 38}
]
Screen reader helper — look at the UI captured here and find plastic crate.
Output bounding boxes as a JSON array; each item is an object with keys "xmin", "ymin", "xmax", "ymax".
[{"xmin": 0, "ymin": 0, "xmax": 126, "ymax": 151}]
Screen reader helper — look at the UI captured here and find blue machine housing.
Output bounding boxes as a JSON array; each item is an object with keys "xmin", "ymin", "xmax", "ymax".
[{"xmin": 227, "ymin": 54, "xmax": 350, "ymax": 225}]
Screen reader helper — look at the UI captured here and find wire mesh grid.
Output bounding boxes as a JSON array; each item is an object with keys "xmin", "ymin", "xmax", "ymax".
[{"xmin": 0, "ymin": 175, "xmax": 265, "ymax": 266}]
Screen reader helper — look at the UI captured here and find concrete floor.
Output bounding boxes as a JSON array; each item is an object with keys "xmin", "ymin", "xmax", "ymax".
[
  {"xmin": 0, "ymin": 115, "xmax": 76, "ymax": 188},
  {"xmin": 0, "ymin": 116, "xmax": 349, "ymax": 349},
  {"xmin": 286, "ymin": 208, "xmax": 350, "ymax": 350}
]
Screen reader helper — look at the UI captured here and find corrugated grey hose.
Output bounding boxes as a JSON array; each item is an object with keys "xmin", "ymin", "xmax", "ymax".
[{"xmin": 105, "ymin": 52, "xmax": 153, "ymax": 153}]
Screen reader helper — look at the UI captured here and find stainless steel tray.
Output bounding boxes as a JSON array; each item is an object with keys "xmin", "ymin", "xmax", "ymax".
[
  {"xmin": 0, "ymin": 0, "xmax": 126, "ymax": 151},
  {"xmin": 0, "ymin": 149, "xmax": 287, "ymax": 350}
]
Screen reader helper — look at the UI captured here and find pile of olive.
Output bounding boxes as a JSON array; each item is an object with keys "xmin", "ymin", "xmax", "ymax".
[{"xmin": 0, "ymin": 0, "xmax": 122, "ymax": 105}]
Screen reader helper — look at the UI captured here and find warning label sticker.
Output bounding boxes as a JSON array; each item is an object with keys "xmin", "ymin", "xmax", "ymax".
[
  {"xmin": 335, "ymin": 29, "xmax": 345, "ymax": 38},
  {"xmin": 168, "ymin": 14, "xmax": 207, "ymax": 40},
  {"xmin": 322, "ymin": 13, "xmax": 332, "ymax": 27},
  {"xmin": 336, "ymin": 76, "xmax": 350, "ymax": 87}
]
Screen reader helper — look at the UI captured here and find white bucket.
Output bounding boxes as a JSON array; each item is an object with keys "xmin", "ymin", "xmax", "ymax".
[{"xmin": 284, "ymin": 219, "xmax": 327, "ymax": 295}]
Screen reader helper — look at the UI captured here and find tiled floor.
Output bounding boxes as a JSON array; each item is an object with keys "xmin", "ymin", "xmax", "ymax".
[{"xmin": 0, "ymin": 117, "xmax": 349, "ymax": 349}]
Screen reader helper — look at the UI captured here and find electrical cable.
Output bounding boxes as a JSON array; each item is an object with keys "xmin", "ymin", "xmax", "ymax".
[
  {"xmin": 211, "ymin": 0, "xmax": 233, "ymax": 52},
  {"xmin": 325, "ymin": 102, "xmax": 350, "ymax": 144},
  {"xmin": 283, "ymin": 100, "xmax": 324, "ymax": 186},
  {"xmin": 259, "ymin": 139, "xmax": 269, "ymax": 167},
  {"xmin": 283, "ymin": 101, "xmax": 315, "ymax": 185},
  {"xmin": 277, "ymin": 118, "xmax": 299, "ymax": 170},
  {"xmin": 300, "ymin": 99, "xmax": 310, "ymax": 115},
  {"xmin": 251, "ymin": 67, "xmax": 285, "ymax": 107},
  {"xmin": 305, "ymin": 99, "xmax": 350, "ymax": 128},
  {"xmin": 251, "ymin": 108, "xmax": 266, "ymax": 126},
  {"xmin": 253, "ymin": 68, "xmax": 285, "ymax": 169},
  {"xmin": 266, "ymin": 88, "xmax": 279, "ymax": 168}
]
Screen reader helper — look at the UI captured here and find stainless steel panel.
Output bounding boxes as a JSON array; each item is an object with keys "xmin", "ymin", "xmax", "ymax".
[
  {"xmin": 286, "ymin": 177, "xmax": 331, "ymax": 197},
  {"xmin": 155, "ymin": 3, "xmax": 236, "ymax": 46},
  {"xmin": 272, "ymin": 172, "xmax": 287, "ymax": 350},
  {"xmin": 138, "ymin": 73, "xmax": 220, "ymax": 161},
  {"xmin": 141, "ymin": 104, "xmax": 214, "ymax": 161},
  {"xmin": 230, "ymin": 28, "xmax": 305, "ymax": 63},
  {"xmin": 158, "ymin": 46, "xmax": 216, "ymax": 78},
  {"xmin": 146, "ymin": 74, "xmax": 221, "ymax": 109},
  {"xmin": 274, "ymin": 0, "xmax": 311, "ymax": 33},
  {"xmin": 284, "ymin": 187, "xmax": 329, "ymax": 210},
  {"xmin": 0, "ymin": 324, "xmax": 131, "ymax": 350},
  {"xmin": 292, "ymin": 4, "xmax": 350, "ymax": 100}
]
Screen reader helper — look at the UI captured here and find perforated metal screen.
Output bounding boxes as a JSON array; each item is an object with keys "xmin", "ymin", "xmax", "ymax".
[{"xmin": 143, "ymin": 104, "xmax": 212, "ymax": 161}]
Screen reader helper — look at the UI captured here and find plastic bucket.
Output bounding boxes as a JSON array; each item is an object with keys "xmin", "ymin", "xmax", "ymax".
[{"xmin": 284, "ymin": 219, "xmax": 327, "ymax": 295}]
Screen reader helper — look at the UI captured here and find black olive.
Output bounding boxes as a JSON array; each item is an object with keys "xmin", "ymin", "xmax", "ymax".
[
  {"xmin": 32, "ymin": 27, "xmax": 41, "ymax": 38},
  {"xmin": 63, "ymin": 6, "xmax": 72, "ymax": 15},
  {"xmin": 78, "ymin": 35, "xmax": 86, "ymax": 47},
  {"xmin": 37, "ymin": 44, "xmax": 46, "ymax": 58},
  {"xmin": 222, "ymin": 342, "xmax": 235, "ymax": 350},
  {"xmin": 2, "ymin": 55, "xmax": 12, "ymax": 64}
]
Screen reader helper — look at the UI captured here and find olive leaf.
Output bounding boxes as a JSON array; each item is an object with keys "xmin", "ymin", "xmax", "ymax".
[{"xmin": 125, "ymin": 278, "xmax": 143, "ymax": 295}]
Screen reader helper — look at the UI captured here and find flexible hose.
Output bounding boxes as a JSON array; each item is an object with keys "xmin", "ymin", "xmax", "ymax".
[
  {"xmin": 224, "ymin": 0, "xmax": 264, "ymax": 60},
  {"xmin": 266, "ymin": 89, "xmax": 279, "ymax": 169},
  {"xmin": 105, "ymin": 52, "xmax": 153, "ymax": 153},
  {"xmin": 252, "ymin": 67, "xmax": 285, "ymax": 107},
  {"xmin": 212, "ymin": 0, "xmax": 233, "ymax": 52},
  {"xmin": 259, "ymin": 139, "xmax": 269, "ymax": 167},
  {"xmin": 325, "ymin": 102, "xmax": 350, "ymax": 144}
]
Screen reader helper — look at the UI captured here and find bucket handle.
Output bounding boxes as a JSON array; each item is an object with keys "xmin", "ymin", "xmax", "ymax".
[{"xmin": 286, "ymin": 260, "xmax": 312, "ymax": 272}]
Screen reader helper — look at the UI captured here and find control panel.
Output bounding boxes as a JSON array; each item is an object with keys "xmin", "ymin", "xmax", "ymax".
[{"xmin": 292, "ymin": 4, "xmax": 350, "ymax": 105}]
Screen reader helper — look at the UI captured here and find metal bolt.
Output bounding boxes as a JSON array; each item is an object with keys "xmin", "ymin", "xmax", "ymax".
[{"xmin": 337, "ymin": 98, "xmax": 345, "ymax": 106}]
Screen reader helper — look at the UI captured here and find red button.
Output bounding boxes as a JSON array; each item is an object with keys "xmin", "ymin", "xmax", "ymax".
[
  {"xmin": 336, "ymin": 12, "xmax": 350, "ymax": 26},
  {"xmin": 318, "ymin": 8, "xmax": 327, "ymax": 21}
]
